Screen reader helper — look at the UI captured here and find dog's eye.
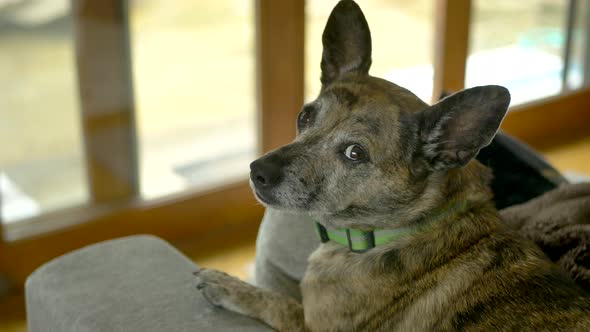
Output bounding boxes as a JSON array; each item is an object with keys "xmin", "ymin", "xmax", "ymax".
[
  {"xmin": 298, "ymin": 110, "xmax": 312, "ymax": 128},
  {"xmin": 297, "ymin": 104, "xmax": 317, "ymax": 130},
  {"xmin": 344, "ymin": 144, "xmax": 367, "ymax": 162}
]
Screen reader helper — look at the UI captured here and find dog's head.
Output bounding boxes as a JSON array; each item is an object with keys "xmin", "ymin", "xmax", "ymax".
[{"xmin": 249, "ymin": 0, "xmax": 510, "ymax": 228}]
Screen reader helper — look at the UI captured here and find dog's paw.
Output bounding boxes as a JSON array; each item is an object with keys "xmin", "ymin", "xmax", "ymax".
[{"xmin": 193, "ymin": 268, "xmax": 250, "ymax": 313}]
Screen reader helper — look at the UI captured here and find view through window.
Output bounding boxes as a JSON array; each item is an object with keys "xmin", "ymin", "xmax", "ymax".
[
  {"xmin": 0, "ymin": 0, "xmax": 88, "ymax": 224},
  {"xmin": 130, "ymin": 0, "xmax": 256, "ymax": 199},
  {"xmin": 467, "ymin": 0, "xmax": 570, "ymax": 105}
]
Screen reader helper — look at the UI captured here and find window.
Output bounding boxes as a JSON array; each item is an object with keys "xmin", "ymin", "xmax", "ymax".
[
  {"xmin": 466, "ymin": 0, "xmax": 568, "ymax": 105},
  {"xmin": 130, "ymin": 0, "xmax": 256, "ymax": 199},
  {"xmin": 0, "ymin": 3, "xmax": 88, "ymax": 223},
  {"xmin": 0, "ymin": 1, "xmax": 258, "ymax": 224}
]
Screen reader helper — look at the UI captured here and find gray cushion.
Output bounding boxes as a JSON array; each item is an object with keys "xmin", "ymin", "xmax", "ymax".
[
  {"xmin": 26, "ymin": 235, "xmax": 270, "ymax": 332},
  {"xmin": 254, "ymin": 209, "xmax": 318, "ymax": 301}
]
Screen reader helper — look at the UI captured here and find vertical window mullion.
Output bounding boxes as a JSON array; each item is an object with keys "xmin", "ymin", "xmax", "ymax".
[
  {"xmin": 432, "ymin": 0, "xmax": 472, "ymax": 102},
  {"xmin": 73, "ymin": 0, "xmax": 139, "ymax": 203},
  {"xmin": 583, "ymin": 2, "xmax": 590, "ymax": 87},
  {"xmin": 256, "ymin": 0, "xmax": 305, "ymax": 154},
  {"xmin": 562, "ymin": 0, "xmax": 577, "ymax": 92}
]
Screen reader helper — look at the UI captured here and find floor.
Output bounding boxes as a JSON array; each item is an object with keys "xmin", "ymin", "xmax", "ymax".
[
  {"xmin": 1, "ymin": 136, "xmax": 589, "ymax": 331},
  {"xmin": 543, "ymin": 136, "xmax": 590, "ymax": 176}
]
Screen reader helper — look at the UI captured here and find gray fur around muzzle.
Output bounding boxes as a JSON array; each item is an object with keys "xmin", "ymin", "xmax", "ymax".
[{"xmin": 249, "ymin": 143, "xmax": 322, "ymax": 211}]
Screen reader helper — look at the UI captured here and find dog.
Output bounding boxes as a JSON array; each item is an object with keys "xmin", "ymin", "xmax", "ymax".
[{"xmin": 194, "ymin": 1, "xmax": 590, "ymax": 330}]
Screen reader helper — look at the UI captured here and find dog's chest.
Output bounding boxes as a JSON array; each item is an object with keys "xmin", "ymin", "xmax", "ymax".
[
  {"xmin": 299, "ymin": 243, "xmax": 486, "ymax": 331},
  {"xmin": 300, "ymin": 244, "xmax": 398, "ymax": 331}
]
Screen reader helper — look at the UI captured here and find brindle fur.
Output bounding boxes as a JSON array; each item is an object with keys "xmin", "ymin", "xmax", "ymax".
[{"xmin": 195, "ymin": 1, "xmax": 590, "ymax": 330}]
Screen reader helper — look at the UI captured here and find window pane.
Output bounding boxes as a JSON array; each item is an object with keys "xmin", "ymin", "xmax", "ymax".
[
  {"xmin": 130, "ymin": 1, "xmax": 256, "ymax": 199},
  {"xmin": 305, "ymin": 0, "xmax": 434, "ymax": 102},
  {"xmin": 467, "ymin": 0, "xmax": 567, "ymax": 105},
  {"xmin": 0, "ymin": 3, "xmax": 88, "ymax": 224}
]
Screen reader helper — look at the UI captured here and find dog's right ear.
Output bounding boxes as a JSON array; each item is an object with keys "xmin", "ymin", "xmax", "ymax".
[
  {"xmin": 415, "ymin": 85, "xmax": 511, "ymax": 171},
  {"xmin": 321, "ymin": 0, "xmax": 372, "ymax": 87}
]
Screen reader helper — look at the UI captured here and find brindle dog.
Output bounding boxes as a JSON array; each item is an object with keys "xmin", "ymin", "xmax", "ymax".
[{"xmin": 194, "ymin": 1, "xmax": 590, "ymax": 330}]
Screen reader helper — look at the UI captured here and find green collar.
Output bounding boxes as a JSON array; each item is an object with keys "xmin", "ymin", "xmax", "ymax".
[{"xmin": 315, "ymin": 200, "xmax": 469, "ymax": 253}]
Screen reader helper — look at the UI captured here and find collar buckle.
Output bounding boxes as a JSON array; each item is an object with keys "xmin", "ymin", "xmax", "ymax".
[{"xmin": 346, "ymin": 229, "xmax": 375, "ymax": 253}]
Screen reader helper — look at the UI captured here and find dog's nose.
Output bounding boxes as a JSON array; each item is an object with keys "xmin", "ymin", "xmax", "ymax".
[{"xmin": 250, "ymin": 158, "xmax": 282, "ymax": 188}]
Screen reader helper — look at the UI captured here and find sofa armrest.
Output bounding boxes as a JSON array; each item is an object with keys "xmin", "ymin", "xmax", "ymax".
[{"xmin": 26, "ymin": 235, "xmax": 271, "ymax": 332}]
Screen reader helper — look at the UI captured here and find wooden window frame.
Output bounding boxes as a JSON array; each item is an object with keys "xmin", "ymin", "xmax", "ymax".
[
  {"xmin": 432, "ymin": 0, "xmax": 471, "ymax": 102},
  {"xmin": 76, "ymin": 0, "xmax": 139, "ymax": 203},
  {"xmin": 0, "ymin": 0, "xmax": 304, "ymax": 287},
  {"xmin": 2, "ymin": 0, "xmax": 589, "ymax": 288},
  {"xmin": 433, "ymin": 0, "xmax": 590, "ymax": 149}
]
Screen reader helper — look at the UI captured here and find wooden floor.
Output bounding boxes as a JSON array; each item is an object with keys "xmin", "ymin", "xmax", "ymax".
[
  {"xmin": 1, "ymin": 136, "xmax": 589, "ymax": 332},
  {"xmin": 543, "ymin": 136, "xmax": 590, "ymax": 175}
]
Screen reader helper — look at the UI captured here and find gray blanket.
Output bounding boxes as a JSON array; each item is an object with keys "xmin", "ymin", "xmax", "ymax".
[{"xmin": 500, "ymin": 183, "xmax": 590, "ymax": 291}]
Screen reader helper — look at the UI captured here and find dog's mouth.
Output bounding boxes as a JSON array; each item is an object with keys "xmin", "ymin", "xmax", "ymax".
[
  {"xmin": 254, "ymin": 190, "xmax": 280, "ymax": 207},
  {"xmin": 254, "ymin": 190, "xmax": 271, "ymax": 204},
  {"xmin": 250, "ymin": 180, "xmax": 280, "ymax": 207}
]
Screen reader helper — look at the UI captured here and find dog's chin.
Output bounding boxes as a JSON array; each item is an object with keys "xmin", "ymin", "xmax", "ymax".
[
  {"xmin": 249, "ymin": 181, "xmax": 320, "ymax": 213},
  {"xmin": 253, "ymin": 190, "xmax": 275, "ymax": 206},
  {"xmin": 255, "ymin": 193, "xmax": 319, "ymax": 215},
  {"xmin": 251, "ymin": 188, "xmax": 308, "ymax": 213},
  {"xmin": 250, "ymin": 182, "xmax": 280, "ymax": 208}
]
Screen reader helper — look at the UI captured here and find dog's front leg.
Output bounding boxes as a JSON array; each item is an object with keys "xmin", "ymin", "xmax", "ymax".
[{"xmin": 194, "ymin": 268, "xmax": 307, "ymax": 332}]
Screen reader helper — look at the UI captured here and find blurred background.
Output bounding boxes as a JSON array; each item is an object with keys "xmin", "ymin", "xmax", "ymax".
[{"xmin": 1, "ymin": 0, "xmax": 590, "ymax": 330}]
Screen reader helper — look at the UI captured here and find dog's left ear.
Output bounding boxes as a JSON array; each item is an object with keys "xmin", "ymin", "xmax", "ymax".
[
  {"xmin": 415, "ymin": 85, "xmax": 511, "ymax": 171},
  {"xmin": 321, "ymin": 0, "xmax": 372, "ymax": 87}
]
